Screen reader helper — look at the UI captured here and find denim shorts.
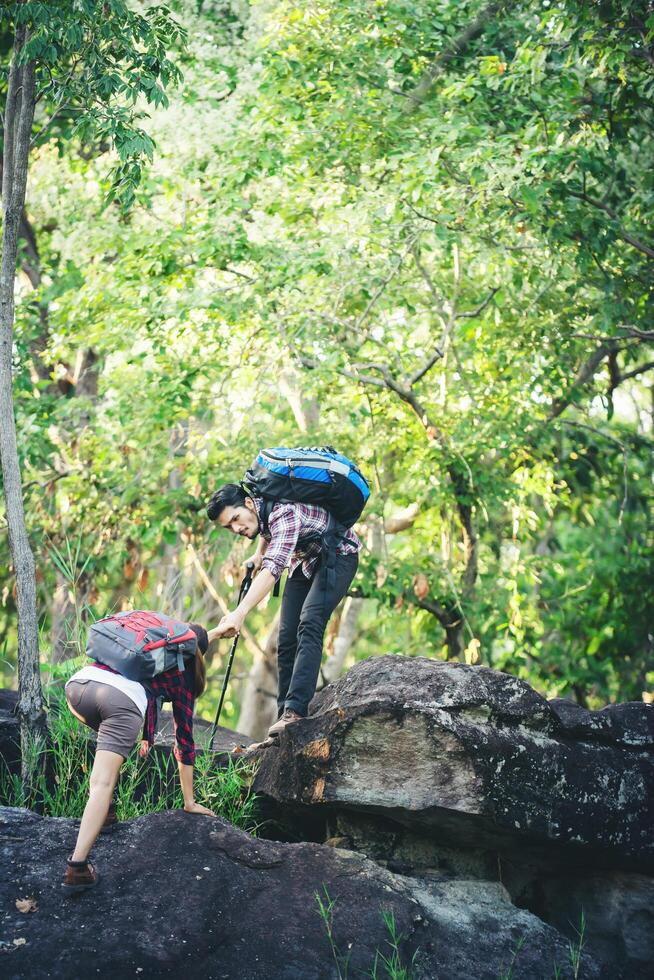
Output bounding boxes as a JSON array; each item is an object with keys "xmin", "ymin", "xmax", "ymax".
[{"xmin": 66, "ymin": 679, "xmax": 143, "ymax": 759}]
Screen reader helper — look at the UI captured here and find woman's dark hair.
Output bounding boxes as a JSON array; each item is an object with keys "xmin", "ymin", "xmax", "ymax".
[
  {"xmin": 189, "ymin": 623, "xmax": 208, "ymax": 654},
  {"xmin": 206, "ymin": 483, "xmax": 247, "ymax": 522},
  {"xmin": 189, "ymin": 623, "xmax": 208, "ymax": 698}
]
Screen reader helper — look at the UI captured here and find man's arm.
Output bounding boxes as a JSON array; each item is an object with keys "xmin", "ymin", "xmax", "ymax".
[
  {"xmin": 209, "ymin": 568, "xmax": 276, "ymax": 639},
  {"xmin": 210, "ymin": 504, "xmax": 301, "ymax": 639}
]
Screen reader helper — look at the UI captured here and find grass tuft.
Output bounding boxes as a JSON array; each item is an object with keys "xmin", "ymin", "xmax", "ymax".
[
  {"xmin": 0, "ymin": 682, "xmax": 258, "ymax": 832},
  {"xmin": 316, "ymin": 886, "xmax": 417, "ymax": 980}
]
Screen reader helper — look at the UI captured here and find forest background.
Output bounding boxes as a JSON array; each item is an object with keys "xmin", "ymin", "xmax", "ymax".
[{"xmin": 1, "ymin": 0, "xmax": 653, "ymax": 739}]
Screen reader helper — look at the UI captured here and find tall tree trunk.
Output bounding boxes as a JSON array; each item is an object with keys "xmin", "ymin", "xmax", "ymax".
[
  {"xmin": 322, "ymin": 597, "xmax": 363, "ymax": 684},
  {"xmin": 237, "ymin": 613, "xmax": 280, "ymax": 740},
  {"xmin": 154, "ymin": 423, "xmax": 188, "ymax": 616},
  {"xmin": 0, "ymin": 28, "xmax": 47, "ymax": 793},
  {"xmin": 445, "ymin": 621, "xmax": 465, "ymax": 661},
  {"xmin": 320, "ymin": 508, "xmax": 420, "ymax": 687},
  {"xmin": 279, "ymin": 366, "xmax": 319, "ymax": 433},
  {"xmin": 51, "ymin": 567, "xmax": 93, "ymax": 663},
  {"xmin": 320, "ymin": 509, "xmax": 416, "ymax": 686}
]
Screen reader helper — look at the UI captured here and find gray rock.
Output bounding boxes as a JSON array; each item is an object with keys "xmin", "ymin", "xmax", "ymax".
[
  {"xmin": 252, "ymin": 656, "xmax": 653, "ymax": 867},
  {"xmin": 506, "ymin": 867, "xmax": 654, "ymax": 979},
  {"xmin": 249, "ymin": 656, "xmax": 654, "ymax": 978},
  {"xmin": 0, "ymin": 806, "xmax": 601, "ymax": 979},
  {"xmin": 549, "ymin": 698, "xmax": 654, "ymax": 749}
]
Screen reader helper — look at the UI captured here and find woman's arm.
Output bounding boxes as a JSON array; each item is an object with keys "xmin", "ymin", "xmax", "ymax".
[
  {"xmin": 178, "ymin": 760, "xmax": 214, "ymax": 816},
  {"xmin": 171, "ymin": 685, "xmax": 215, "ymax": 816}
]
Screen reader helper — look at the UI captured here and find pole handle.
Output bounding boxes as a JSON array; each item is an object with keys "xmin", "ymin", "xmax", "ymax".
[{"xmin": 242, "ymin": 561, "xmax": 255, "ymax": 592}]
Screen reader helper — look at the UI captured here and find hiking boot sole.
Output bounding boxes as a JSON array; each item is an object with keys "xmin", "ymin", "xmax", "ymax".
[{"xmin": 61, "ymin": 873, "xmax": 100, "ymax": 895}]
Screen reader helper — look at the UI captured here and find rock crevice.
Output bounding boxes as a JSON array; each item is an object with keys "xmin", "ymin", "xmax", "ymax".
[{"xmin": 249, "ymin": 655, "xmax": 654, "ymax": 979}]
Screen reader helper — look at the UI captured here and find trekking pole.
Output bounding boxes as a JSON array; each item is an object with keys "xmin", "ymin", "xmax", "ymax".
[{"xmin": 209, "ymin": 561, "xmax": 255, "ymax": 750}]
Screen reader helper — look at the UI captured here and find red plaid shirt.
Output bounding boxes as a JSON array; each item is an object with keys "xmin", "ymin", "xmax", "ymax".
[
  {"xmin": 143, "ymin": 664, "xmax": 196, "ymax": 765},
  {"xmin": 254, "ymin": 497, "xmax": 360, "ymax": 581}
]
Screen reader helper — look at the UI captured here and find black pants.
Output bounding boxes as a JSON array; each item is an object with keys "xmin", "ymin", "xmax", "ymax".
[{"xmin": 277, "ymin": 551, "xmax": 358, "ymax": 717}]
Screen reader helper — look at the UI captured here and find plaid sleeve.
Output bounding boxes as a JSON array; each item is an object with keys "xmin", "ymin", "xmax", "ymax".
[
  {"xmin": 143, "ymin": 693, "xmax": 157, "ymax": 747},
  {"xmin": 261, "ymin": 504, "xmax": 302, "ymax": 581},
  {"xmin": 171, "ymin": 686, "xmax": 196, "ymax": 765}
]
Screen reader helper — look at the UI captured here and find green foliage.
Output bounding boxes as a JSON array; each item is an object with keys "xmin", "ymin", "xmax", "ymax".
[
  {"xmin": 567, "ymin": 908, "xmax": 586, "ymax": 980},
  {"xmin": 499, "ymin": 935, "xmax": 527, "ymax": 980},
  {"xmin": 501, "ymin": 911, "xmax": 587, "ymax": 979},
  {"xmin": 3, "ymin": 0, "xmax": 185, "ymax": 208},
  {"xmin": 315, "ymin": 884, "xmax": 352, "ymax": 980},
  {"xmin": 0, "ymin": 685, "xmax": 259, "ymax": 830},
  {"xmin": 113, "ymin": 746, "xmax": 258, "ymax": 828},
  {"xmin": 1, "ymin": 0, "xmax": 652, "ymax": 712}
]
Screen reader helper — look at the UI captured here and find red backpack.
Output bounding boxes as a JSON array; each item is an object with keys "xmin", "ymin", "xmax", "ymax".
[{"xmin": 87, "ymin": 611, "xmax": 197, "ymax": 682}]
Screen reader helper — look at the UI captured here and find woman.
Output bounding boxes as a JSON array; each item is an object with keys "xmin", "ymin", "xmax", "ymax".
[{"xmin": 62, "ymin": 621, "xmax": 214, "ymax": 894}]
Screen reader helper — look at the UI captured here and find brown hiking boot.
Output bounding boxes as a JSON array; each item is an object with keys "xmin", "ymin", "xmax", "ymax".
[
  {"xmin": 62, "ymin": 858, "xmax": 99, "ymax": 895},
  {"xmin": 268, "ymin": 709, "xmax": 303, "ymax": 738},
  {"xmin": 100, "ymin": 803, "xmax": 118, "ymax": 835}
]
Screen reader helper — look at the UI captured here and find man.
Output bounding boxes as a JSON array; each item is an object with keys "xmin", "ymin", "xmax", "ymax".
[{"xmin": 207, "ymin": 484, "xmax": 360, "ymax": 736}]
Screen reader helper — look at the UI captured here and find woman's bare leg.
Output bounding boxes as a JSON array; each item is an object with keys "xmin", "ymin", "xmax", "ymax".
[{"xmin": 71, "ymin": 750, "xmax": 124, "ymax": 862}]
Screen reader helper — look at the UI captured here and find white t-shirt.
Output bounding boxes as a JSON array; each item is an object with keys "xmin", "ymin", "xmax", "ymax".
[{"xmin": 66, "ymin": 665, "xmax": 148, "ymax": 716}]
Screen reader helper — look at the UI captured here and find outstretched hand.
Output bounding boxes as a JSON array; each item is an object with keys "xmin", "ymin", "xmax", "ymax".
[{"xmin": 210, "ymin": 611, "xmax": 244, "ymax": 640}]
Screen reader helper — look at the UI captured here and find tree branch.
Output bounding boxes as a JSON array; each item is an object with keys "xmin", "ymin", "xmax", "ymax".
[
  {"xmin": 408, "ymin": 348, "xmax": 447, "ymax": 386},
  {"xmin": 408, "ymin": 245, "xmax": 455, "ymax": 386},
  {"xmin": 617, "ymin": 325, "xmax": 654, "ymax": 342},
  {"xmin": 404, "ymin": 1, "xmax": 505, "ymax": 111},
  {"xmin": 384, "ymin": 503, "xmax": 420, "ymax": 534},
  {"xmin": 449, "ymin": 336, "xmax": 479, "ymax": 408},
  {"xmin": 567, "ymin": 190, "xmax": 654, "ymax": 259},
  {"xmin": 557, "ymin": 420, "xmax": 629, "ymax": 521},
  {"xmin": 618, "ymin": 360, "xmax": 654, "ymax": 384},
  {"xmin": 455, "ymin": 286, "xmax": 499, "ymax": 319},
  {"xmin": 354, "ymin": 235, "xmax": 418, "ymax": 333},
  {"xmin": 23, "ymin": 469, "xmax": 71, "ymax": 492},
  {"xmin": 411, "ymin": 244, "xmax": 449, "ymax": 317},
  {"xmin": 549, "ymin": 343, "xmax": 617, "ymax": 420},
  {"xmin": 413, "ymin": 594, "xmax": 453, "ymax": 627}
]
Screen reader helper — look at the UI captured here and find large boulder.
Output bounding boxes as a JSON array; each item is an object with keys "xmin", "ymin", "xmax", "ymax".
[
  {"xmin": 0, "ymin": 806, "xmax": 602, "ymax": 979},
  {"xmin": 248, "ymin": 656, "xmax": 654, "ymax": 978},
  {"xmin": 252, "ymin": 656, "xmax": 653, "ymax": 867}
]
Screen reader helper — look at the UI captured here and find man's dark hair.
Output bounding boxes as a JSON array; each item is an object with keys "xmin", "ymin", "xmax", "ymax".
[
  {"xmin": 206, "ymin": 483, "xmax": 247, "ymax": 522},
  {"xmin": 188, "ymin": 623, "xmax": 209, "ymax": 655}
]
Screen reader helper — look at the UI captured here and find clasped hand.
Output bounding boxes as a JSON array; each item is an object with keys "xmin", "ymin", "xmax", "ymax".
[{"xmin": 211, "ymin": 610, "xmax": 244, "ymax": 639}]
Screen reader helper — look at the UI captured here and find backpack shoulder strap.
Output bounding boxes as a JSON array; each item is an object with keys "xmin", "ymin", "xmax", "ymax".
[{"xmin": 261, "ymin": 498, "xmax": 274, "ymax": 538}]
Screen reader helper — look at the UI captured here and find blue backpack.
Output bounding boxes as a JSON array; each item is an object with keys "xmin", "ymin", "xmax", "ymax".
[{"xmin": 243, "ymin": 446, "xmax": 370, "ymax": 529}]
